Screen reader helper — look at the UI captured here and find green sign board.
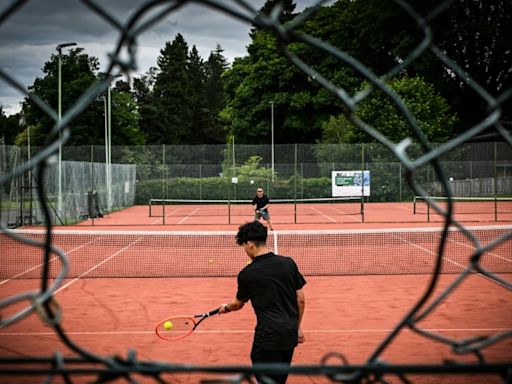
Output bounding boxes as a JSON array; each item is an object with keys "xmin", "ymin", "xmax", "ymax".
[{"xmin": 335, "ymin": 175, "xmax": 355, "ymax": 186}]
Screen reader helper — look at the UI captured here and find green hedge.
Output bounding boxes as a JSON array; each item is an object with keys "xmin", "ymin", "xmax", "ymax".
[
  {"xmin": 135, "ymin": 176, "xmax": 333, "ymax": 204},
  {"xmin": 134, "ymin": 173, "xmax": 418, "ymax": 204}
]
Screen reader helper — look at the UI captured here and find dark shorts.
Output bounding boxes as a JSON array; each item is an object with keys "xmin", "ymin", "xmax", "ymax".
[{"xmin": 250, "ymin": 344, "xmax": 295, "ymax": 384}]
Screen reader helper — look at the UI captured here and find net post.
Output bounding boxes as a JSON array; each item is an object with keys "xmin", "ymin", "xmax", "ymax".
[
  {"xmin": 273, "ymin": 230, "xmax": 278, "ymax": 255},
  {"xmin": 494, "ymin": 141, "xmax": 497, "ymax": 221},
  {"xmin": 361, "ymin": 143, "xmax": 365, "ymax": 222},
  {"xmin": 199, "ymin": 164, "xmax": 202, "ymax": 200},
  {"xmin": 162, "ymin": 144, "xmax": 166, "ymax": 225},
  {"xmin": 294, "ymin": 143, "xmax": 298, "ymax": 224},
  {"xmin": 413, "ymin": 196, "xmax": 416, "ymax": 214},
  {"xmin": 399, "ymin": 162, "xmax": 402, "ymax": 202},
  {"xmin": 90, "ymin": 145, "xmax": 94, "ymax": 226}
]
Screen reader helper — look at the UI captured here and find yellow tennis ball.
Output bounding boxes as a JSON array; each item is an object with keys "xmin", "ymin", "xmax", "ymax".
[
  {"xmin": 208, "ymin": 259, "xmax": 214, "ymax": 264},
  {"xmin": 164, "ymin": 321, "xmax": 173, "ymax": 330}
]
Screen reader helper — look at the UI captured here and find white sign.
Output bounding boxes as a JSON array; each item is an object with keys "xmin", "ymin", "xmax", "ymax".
[{"xmin": 332, "ymin": 170, "xmax": 370, "ymax": 197}]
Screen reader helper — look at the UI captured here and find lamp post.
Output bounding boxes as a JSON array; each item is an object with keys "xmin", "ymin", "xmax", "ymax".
[
  {"xmin": 56, "ymin": 42, "xmax": 77, "ymax": 217},
  {"xmin": 269, "ymin": 101, "xmax": 274, "ymax": 181},
  {"xmin": 103, "ymin": 74, "xmax": 122, "ymax": 212}
]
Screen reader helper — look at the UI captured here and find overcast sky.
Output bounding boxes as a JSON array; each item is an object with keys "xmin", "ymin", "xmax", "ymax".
[{"xmin": 0, "ymin": 0, "xmax": 327, "ymax": 116}]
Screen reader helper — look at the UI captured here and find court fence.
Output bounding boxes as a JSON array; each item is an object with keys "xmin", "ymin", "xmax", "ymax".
[{"xmin": 1, "ymin": 142, "xmax": 511, "ymax": 227}]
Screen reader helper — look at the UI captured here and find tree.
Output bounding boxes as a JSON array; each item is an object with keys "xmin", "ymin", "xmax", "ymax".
[
  {"xmin": 224, "ymin": 0, "xmax": 510, "ymax": 145},
  {"xmin": 21, "ymin": 48, "xmax": 104, "ymax": 146},
  {"xmin": 137, "ymin": 35, "xmax": 229, "ymax": 145},
  {"xmin": 0, "ymin": 107, "xmax": 21, "ymax": 145},
  {"xmin": 313, "ymin": 0, "xmax": 511, "ymax": 134},
  {"xmin": 224, "ymin": 27, "xmax": 326, "ymax": 144},
  {"xmin": 320, "ymin": 76, "xmax": 458, "ymax": 145},
  {"xmin": 133, "ymin": 67, "xmax": 158, "ymax": 144},
  {"xmin": 223, "ymin": 1, "xmax": 366, "ymax": 145},
  {"xmin": 187, "ymin": 45, "xmax": 208, "ymax": 144},
  {"xmin": 202, "ymin": 44, "xmax": 229, "ymax": 143},
  {"xmin": 148, "ymin": 34, "xmax": 193, "ymax": 144},
  {"xmin": 110, "ymin": 80, "xmax": 145, "ymax": 145},
  {"xmin": 250, "ymin": 0, "xmax": 296, "ymax": 36}
]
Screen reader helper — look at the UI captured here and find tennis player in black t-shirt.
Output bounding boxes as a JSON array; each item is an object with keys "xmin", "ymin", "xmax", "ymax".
[
  {"xmin": 252, "ymin": 187, "xmax": 274, "ymax": 230},
  {"xmin": 219, "ymin": 221, "xmax": 306, "ymax": 384}
]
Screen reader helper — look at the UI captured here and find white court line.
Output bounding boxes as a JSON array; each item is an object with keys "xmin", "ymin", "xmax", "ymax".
[
  {"xmin": 1, "ymin": 328, "xmax": 509, "ymax": 336},
  {"xmin": 392, "ymin": 233, "xmax": 466, "ymax": 271},
  {"xmin": 0, "ymin": 237, "xmax": 101, "ymax": 286},
  {"xmin": 442, "ymin": 233, "xmax": 512, "ymax": 264},
  {"xmin": 0, "ymin": 236, "xmax": 146, "ymax": 324},
  {"xmin": 177, "ymin": 208, "xmax": 200, "ymax": 224},
  {"xmin": 150, "ymin": 207, "xmax": 181, "ymax": 225},
  {"xmin": 53, "ymin": 237, "xmax": 145, "ymax": 294},
  {"xmin": 327, "ymin": 206, "xmax": 362, "ymax": 223},
  {"xmin": 308, "ymin": 206, "xmax": 337, "ymax": 223},
  {"xmin": 391, "ymin": 233, "xmax": 510, "ymax": 287}
]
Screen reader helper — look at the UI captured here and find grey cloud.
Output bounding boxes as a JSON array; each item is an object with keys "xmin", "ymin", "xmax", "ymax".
[{"xmin": 1, "ymin": 0, "xmax": 326, "ymax": 114}]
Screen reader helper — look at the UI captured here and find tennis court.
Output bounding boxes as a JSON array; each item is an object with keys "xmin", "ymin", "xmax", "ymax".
[
  {"xmin": 1, "ymin": 0, "xmax": 511, "ymax": 381},
  {"xmin": 1, "ymin": 225, "xmax": 511, "ymax": 383},
  {"xmin": 67, "ymin": 199, "xmax": 512, "ymax": 228}
]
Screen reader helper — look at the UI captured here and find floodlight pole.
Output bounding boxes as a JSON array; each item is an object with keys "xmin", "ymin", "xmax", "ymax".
[
  {"xmin": 56, "ymin": 42, "xmax": 77, "ymax": 217},
  {"xmin": 269, "ymin": 101, "xmax": 274, "ymax": 182},
  {"xmin": 104, "ymin": 73, "xmax": 122, "ymax": 212}
]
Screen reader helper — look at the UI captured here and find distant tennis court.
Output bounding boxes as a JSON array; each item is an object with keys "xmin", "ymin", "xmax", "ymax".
[{"xmin": 60, "ymin": 198, "xmax": 512, "ymax": 228}]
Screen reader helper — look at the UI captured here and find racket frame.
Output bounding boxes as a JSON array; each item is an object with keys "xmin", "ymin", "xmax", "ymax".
[{"xmin": 155, "ymin": 307, "xmax": 220, "ymax": 341}]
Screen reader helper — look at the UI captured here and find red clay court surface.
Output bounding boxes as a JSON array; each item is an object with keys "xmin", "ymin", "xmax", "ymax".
[
  {"xmin": 68, "ymin": 200, "xmax": 512, "ymax": 230},
  {"xmin": 1, "ymin": 200, "xmax": 511, "ymax": 383}
]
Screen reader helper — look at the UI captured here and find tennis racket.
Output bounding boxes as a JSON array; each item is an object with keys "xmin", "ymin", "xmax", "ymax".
[
  {"xmin": 155, "ymin": 307, "xmax": 220, "ymax": 341},
  {"xmin": 258, "ymin": 208, "xmax": 267, "ymax": 215}
]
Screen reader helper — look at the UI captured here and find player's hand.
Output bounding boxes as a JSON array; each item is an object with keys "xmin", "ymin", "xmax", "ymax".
[
  {"xmin": 219, "ymin": 303, "xmax": 231, "ymax": 314},
  {"xmin": 298, "ymin": 328, "xmax": 305, "ymax": 343}
]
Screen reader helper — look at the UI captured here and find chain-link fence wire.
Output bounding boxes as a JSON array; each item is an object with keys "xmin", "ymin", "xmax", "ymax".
[
  {"xmin": 0, "ymin": 145, "xmax": 137, "ymax": 226},
  {"xmin": 0, "ymin": 0, "xmax": 511, "ymax": 382},
  {"xmin": 3, "ymin": 141, "xmax": 511, "ymax": 226}
]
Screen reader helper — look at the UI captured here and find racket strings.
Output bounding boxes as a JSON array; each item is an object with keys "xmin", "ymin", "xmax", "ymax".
[{"xmin": 157, "ymin": 317, "xmax": 195, "ymax": 339}]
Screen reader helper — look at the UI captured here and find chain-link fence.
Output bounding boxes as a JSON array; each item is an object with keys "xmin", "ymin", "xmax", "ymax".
[
  {"xmin": 1, "ymin": 0, "xmax": 511, "ymax": 383},
  {"xmin": 2, "ymin": 142, "xmax": 510, "ymax": 226}
]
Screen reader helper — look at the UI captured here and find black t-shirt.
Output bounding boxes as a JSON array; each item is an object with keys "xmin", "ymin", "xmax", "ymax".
[
  {"xmin": 252, "ymin": 195, "xmax": 270, "ymax": 210},
  {"xmin": 236, "ymin": 252, "xmax": 306, "ymax": 350}
]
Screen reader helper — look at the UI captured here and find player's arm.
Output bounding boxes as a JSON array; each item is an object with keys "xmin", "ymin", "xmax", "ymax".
[
  {"xmin": 296, "ymin": 288, "xmax": 305, "ymax": 343},
  {"xmin": 219, "ymin": 298, "xmax": 245, "ymax": 314}
]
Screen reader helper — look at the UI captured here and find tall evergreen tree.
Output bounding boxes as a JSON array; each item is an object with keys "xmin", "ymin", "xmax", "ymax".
[
  {"xmin": 151, "ymin": 34, "xmax": 192, "ymax": 144},
  {"xmin": 187, "ymin": 45, "xmax": 207, "ymax": 144},
  {"xmin": 202, "ymin": 44, "xmax": 229, "ymax": 143},
  {"xmin": 134, "ymin": 67, "xmax": 158, "ymax": 144}
]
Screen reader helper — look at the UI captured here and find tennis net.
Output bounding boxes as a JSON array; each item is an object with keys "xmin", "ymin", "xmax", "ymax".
[
  {"xmin": 2, "ymin": 226, "xmax": 511, "ymax": 278},
  {"xmin": 148, "ymin": 197, "xmax": 364, "ymax": 224},
  {"xmin": 413, "ymin": 196, "xmax": 512, "ymax": 221}
]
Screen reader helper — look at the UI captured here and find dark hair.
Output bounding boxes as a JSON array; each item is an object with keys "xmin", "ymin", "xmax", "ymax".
[{"xmin": 236, "ymin": 221, "xmax": 268, "ymax": 246}]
